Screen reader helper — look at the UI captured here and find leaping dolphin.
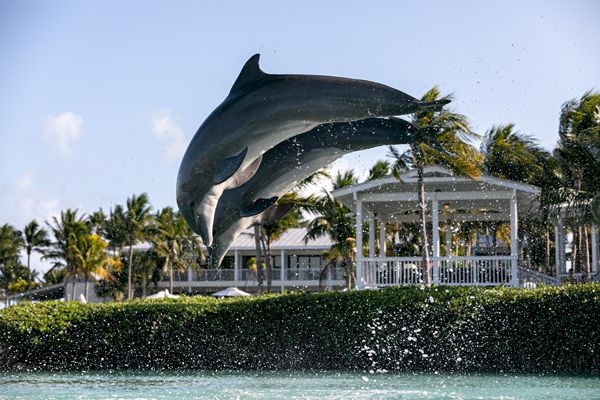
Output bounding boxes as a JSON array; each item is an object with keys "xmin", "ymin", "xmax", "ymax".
[
  {"xmin": 207, "ymin": 117, "xmax": 436, "ymax": 267},
  {"xmin": 176, "ymin": 54, "xmax": 450, "ymax": 246}
]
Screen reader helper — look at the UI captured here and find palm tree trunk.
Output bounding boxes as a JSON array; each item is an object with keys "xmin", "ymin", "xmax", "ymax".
[
  {"xmin": 127, "ymin": 243, "xmax": 134, "ymax": 300},
  {"xmin": 417, "ymin": 165, "xmax": 431, "ymax": 285},
  {"xmin": 253, "ymin": 224, "xmax": 263, "ymax": 292},
  {"xmin": 84, "ymin": 274, "xmax": 89, "ymax": 300},
  {"xmin": 71, "ymin": 274, "xmax": 76, "ymax": 301},
  {"xmin": 544, "ymin": 228, "xmax": 551, "ymax": 273},
  {"xmin": 26, "ymin": 250, "xmax": 31, "ymax": 278},
  {"xmin": 142, "ymin": 273, "xmax": 147, "ymax": 298},
  {"xmin": 169, "ymin": 258, "xmax": 174, "ymax": 294}
]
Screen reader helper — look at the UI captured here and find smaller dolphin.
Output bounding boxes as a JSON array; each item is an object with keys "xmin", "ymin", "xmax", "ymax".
[
  {"xmin": 177, "ymin": 54, "xmax": 450, "ymax": 246},
  {"xmin": 207, "ymin": 117, "xmax": 439, "ymax": 267}
]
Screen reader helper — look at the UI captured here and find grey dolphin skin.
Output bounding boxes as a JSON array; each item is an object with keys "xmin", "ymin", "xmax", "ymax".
[
  {"xmin": 176, "ymin": 54, "xmax": 450, "ymax": 246},
  {"xmin": 207, "ymin": 117, "xmax": 427, "ymax": 267}
]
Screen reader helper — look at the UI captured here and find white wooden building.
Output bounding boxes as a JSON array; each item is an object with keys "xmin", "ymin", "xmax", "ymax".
[{"xmin": 331, "ymin": 165, "xmax": 555, "ymax": 288}]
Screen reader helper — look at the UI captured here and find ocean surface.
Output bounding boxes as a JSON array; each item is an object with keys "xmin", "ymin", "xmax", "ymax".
[{"xmin": 1, "ymin": 371, "xmax": 599, "ymax": 399}]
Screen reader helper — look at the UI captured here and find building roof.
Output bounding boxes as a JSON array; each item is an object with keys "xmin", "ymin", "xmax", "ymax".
[
  {"xmin": 331, "ymin": 165, "xmax": 541, "ymax": 223},
  {"xmin": 228, "ymin": 227, "xmax": 333, "ymax": 251}
]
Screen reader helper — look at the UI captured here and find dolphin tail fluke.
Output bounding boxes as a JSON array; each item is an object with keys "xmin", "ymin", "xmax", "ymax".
[
  {"xmin": 240, "ymin": 196, "xmax": 279, "ymax": 217},
  {"xmin": 418, "ymin": 99, "xmax": 451, "ymax": 112},
  {"xmin": 214, "ymin": 147, "xmax": 248, "ymax": 184}
]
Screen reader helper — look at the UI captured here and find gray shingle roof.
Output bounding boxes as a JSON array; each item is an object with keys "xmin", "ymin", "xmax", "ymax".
[{"xmin": 229, "ymin": 227, "xmax": 334, "ymax": 251}]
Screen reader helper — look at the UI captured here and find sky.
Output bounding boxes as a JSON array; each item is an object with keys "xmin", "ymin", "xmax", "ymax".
[{"xmin": 1, "ymin": 0, "xmax": 599, "ymax": 274}]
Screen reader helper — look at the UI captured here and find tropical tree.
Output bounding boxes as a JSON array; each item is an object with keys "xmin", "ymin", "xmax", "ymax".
[
  {"xmin": 388, "ymin": 86, "xmax": 482, "ymax": 284},
  {"xmin": 150, "ymin": 207, "xmax": 197, "ymax": 294},
  {"xmin": 553, "ymin": 91, "xmax": 600, "ymax": 274},
  {"xmin": 123, "ymin": 193, "xmax": 153, "ymax": 299},
  {"xmin": 367, "ymin": 160, "xmax": 391, "ymax": 181},
  {"xmin": 0, "ymin": 223, "xmax": 28, "ymax": 291},
  {"xmin": 104, "ymin": 205, "xmax": 128, "ymax": 256},
  {"xmin": 332, "ymin": 169, "xmax": 357, "ymax": 190},
  {"xmin": 44, "ymin": 209, "xmax": 90, "ymax": 298},
  {"xmin": 481, "ymin": 123, "xmax": 559, "ymax": 269},
  {"xmin": 21, "ymin": 220, "xmax": 50, "ymax": 278},
  {"xmin": 69, "ymin": 233, "xmax": 119, "ymax": 299},
  {"xmin": 304, "ymin": 190, "xmax": 356, "ymax": 288}
]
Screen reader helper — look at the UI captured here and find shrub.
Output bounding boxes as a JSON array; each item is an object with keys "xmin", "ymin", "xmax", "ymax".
[{"xmin": 1, "ymin": 285, "xmax": 599, "ymax": 372}]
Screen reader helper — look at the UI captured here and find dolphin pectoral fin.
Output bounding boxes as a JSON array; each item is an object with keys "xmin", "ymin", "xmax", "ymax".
[
  {"xmin": 229, "ymin": 54, "xmax": 271, "ymax": 96},
  {"xmin": 260, "ymin": 203, "xmax": 295, "ymax": 224},
  {"xmin": 228, "ymin": 155, "xmax": 263, "ymax": 189},
  {"xmin": 240, "ymin": 196, "xmax": 279, "ymax": 217},
  {"xmin": 419, "ymin": 99, "xmax": 451, "ymax": 112},
  {"xmin": 214, "ymin": 147, "xmax": 248, "ymax": 184}
]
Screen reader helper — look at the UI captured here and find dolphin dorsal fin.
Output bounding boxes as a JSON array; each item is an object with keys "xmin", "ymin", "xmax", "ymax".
[{"xmin": 229, "ymin": 54, "xmax": 270, "ymax": 96}]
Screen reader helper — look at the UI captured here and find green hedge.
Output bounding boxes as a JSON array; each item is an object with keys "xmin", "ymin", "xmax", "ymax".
[{"xmin": 1, "ymin": 285, "xmax": 600, "ymax": 372}]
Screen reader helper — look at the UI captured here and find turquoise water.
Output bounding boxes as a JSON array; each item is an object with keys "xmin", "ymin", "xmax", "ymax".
[{"xmin": 1, "ymin": 372, "xmax": 599, "ymax": 399}]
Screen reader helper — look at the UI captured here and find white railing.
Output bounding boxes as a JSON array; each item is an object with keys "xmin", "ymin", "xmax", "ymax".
[
  {"xmin": 517, "ymin": 267, "xmax": 557, "ymax": 287},
  {"xmin": 557, "ymin": 272, "xmax": 600, "ymax": 284},
  {"xmin": 160, "ymin": 267, "xmax": 344, "ymax": 284},
  {"xmin": 359, "ymin": 256, "xmax": 516, "ymax": 287},
  {"xmin": 439, "ymin": 256, "xmax": 513, "ymax": 286},
  {"xmin": 361, "ymin": 257, "xmax": 424, "ymax": 286}
]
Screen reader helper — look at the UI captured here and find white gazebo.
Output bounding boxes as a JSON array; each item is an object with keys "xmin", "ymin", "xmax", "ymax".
[{"xmin": 331, "ymin": 166, "xmax": 541, "ymax": 288}]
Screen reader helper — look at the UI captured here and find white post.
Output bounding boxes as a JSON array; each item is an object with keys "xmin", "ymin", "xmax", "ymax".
[
  {"xmin": 187, "ymin": 266, "xmax": 193, "ymax": 294},
  {"xmin": 592, "ymin": 224, "xmax": 598, "ymax": 274},
  {"xmin": 446, "ymin": 220, "xmax": 452, "ymax": 257},
  {"xmin": 280, "ymin": 249, "xmax": 287, "ymax": 294},
  {"xmin": 355, "ymin": 197, "xmax": 363, "ymax": 289},
  {"xmin": 432, "ymin": 200, "xmax": 440, "ymax": 284},
  {"xmin": 368, "ymin": 211, "xmax": 375, "ymax": 258},
  {"xmin": 234, "ymin": 250, "xmax": 241, "ymax": 282},
  {"xmin": 510, "ymin": 190, "xmax": 519, "ymax": 287},
  {"xmin": 379, "ymin": 220, "xmax": 386, "ymax": 257}
]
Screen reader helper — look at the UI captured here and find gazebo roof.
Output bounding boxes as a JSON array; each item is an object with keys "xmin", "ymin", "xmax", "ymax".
[{"xmin": 331, "ymin": 165, "xmax": 540, "ymax": 223}]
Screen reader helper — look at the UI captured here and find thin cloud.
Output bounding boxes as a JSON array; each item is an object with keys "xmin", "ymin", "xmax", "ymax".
[
  {"xmin": 151, "ymin": 110, "xmax": 187, "ymax": 161},
  {"xmin": 42, "ymin": 112, "xmax": 83, "ymax": 156}
]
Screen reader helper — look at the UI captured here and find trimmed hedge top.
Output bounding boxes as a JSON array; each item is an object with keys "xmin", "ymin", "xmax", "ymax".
[{"xmin": 1, "ymin": 285, "xmax": 599, "ymax": 372}]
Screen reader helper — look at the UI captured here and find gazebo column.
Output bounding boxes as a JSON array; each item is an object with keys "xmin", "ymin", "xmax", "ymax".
[
  {"xmin": 592, "ymin": 224, "xmax": 598, "ymax": 274},
  {"xmin": 510, "ymin": 190, "xmax": 519, "ymax": 287},
  {"xmin": 234, "ymin": 250, "xmax": 241, "ymax": 281},
  {"xmin": 355, "ymin": 196, "xmax": 364, "ymax": 289},
  {"xmin": 379, "ymin": 220, "xmax": 387, "ymax": 257},
  {"xmin": 280, "ymin": 249, "xmax": 287, "ymax": 294},
  {"xmin": 445, "ymin": 220, "xmax": 452, "ymax": 256},
  {"xmin": 432, "ymin": 200, "xmax": 440, "ymax": 284},
  {"xmin": 368, "ymin": 211, "xmax": 376, "ymax": 257}
]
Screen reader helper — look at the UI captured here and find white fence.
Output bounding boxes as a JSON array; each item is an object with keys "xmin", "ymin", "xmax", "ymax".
[{"xmin": 359, "ymin": 256, "xmax": 517, "ymax": 287}]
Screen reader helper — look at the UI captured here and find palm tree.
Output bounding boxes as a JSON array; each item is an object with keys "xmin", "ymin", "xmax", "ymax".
[
  {"xmin": 123, "ymin": 193, "xmax": 153, "ymax": 300},
  {"xmin": 104, "ymin": 205, "xmax": 128, "ymax": 256},
  {"xmin": 0, "ymin": 224, "xmax": 27, "ymax": 291},
  {"xmin": 553, "ymin": 91, "xmax": 600, "ymax": 274},
  {"xmin": 70, "ymin": 233, "xmax": 118, "ymax": 299},
  {"xmin": 481, "ymin": 123, "xmax": 559, "ymax": 270},
  {"xmin": 258, "ymin": 194, "xmax": 314, "ymax": 290},
  {"xmin": 150, "ymin": 207, "xmax": 194, "ymax": 294},
  {"xmin": 388, "ymin": 86, "xmax": 482, "ymax": 284},
  {"xmin": 22, "ymin": 220, "xmax": 50, "ymax": 278},
  {"xmin": 367, "ymin": 160, "xmax": 391, "ymax": 181},
  {"xmin": 305, "ymin": 190, "xmax": 356, "ymax": 288},
  {"xmin": 332, "ymin": 169, "xmax": 357, "ymax": 190},
  {"xmin": 44, "ymin": 209, "xmax": 90, "ymax": 299}
]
